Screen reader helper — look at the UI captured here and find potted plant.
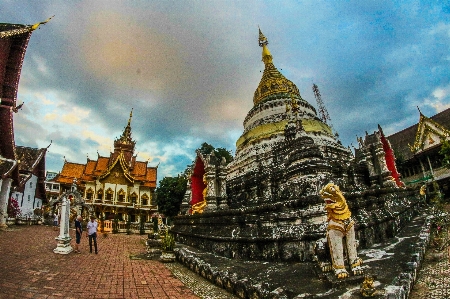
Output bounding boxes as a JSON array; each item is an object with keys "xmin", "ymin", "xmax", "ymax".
[{"xmin": 160, "ymin": 230, "xmax": 176, "ymax": 262}]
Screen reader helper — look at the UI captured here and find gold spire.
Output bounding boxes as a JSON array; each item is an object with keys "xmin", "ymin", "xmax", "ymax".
[
  {"xmin": 117, "ymin": 108, "xmax": 135, "ymax": 145},
  {"xmin": 258, "ymin": 28, "xmax": 272, "ymax": 65},
  {"xmin": 253, "ymin": 29, "xmax": 300, "ymax": 106}
]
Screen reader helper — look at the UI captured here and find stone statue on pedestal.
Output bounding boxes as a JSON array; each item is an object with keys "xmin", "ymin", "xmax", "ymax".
[{"xmin": 319, "ymin": 182, "xmax": 364, "ymax": 279}]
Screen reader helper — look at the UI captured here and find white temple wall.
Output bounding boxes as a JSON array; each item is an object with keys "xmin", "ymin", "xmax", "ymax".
[{"xmin": 10, "ymin": 175, "xmax": 42, "ymax": 218}]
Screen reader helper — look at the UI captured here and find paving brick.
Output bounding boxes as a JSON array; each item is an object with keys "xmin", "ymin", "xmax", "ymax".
[{"xmin": 0, "ymin": 225, "xmax": 236, "ymax": 299}]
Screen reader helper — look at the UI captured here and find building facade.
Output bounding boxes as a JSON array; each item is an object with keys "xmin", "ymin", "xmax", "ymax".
[
  {"xmin": 54, "ymin": 111, "xmax": 158, "ymax": 226},
  {"xmin": 10, "ymin": 146, "xmax": 47, "ymax": 218},
  {"xmin": 387, "ymin": 108, "xmax": 450, "ymax": 199}
]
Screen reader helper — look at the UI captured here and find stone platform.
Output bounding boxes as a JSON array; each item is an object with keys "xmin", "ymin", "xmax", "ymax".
[{"xmin": 174, "ymin": 213, "xmax": 432, "ymax": 298}]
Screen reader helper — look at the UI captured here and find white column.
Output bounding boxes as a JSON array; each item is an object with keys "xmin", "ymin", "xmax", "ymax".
[
  {"xmin": 0, "ymin": 179, "xmax": 12, "ymax": 228},
  {"xmin": 54, "ymin": 195, "xmax": 73, "ymax": 254}
]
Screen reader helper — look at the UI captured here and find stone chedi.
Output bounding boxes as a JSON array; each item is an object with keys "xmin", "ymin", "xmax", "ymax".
[
  {"xmin": 226, "ymin": 29, "xmax": 353, "ymax": 207},
  {"xmin": 173, "ymin": 30, "xmax": 419, "ymax": 265}
]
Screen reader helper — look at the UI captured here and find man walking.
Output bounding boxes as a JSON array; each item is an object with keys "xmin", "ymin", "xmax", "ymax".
[
  {"xmin": 74, "ymin": 215, "xmax": 82, "ymax": 253},
  {"xmin": 86, "ymin": 215, "xmax": 98, "ymax": 254}
]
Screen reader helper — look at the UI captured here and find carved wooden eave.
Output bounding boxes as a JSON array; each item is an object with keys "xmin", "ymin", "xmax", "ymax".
[
  {"xmin": 98, "ymin": 151, "xmax": 134, "ymax": 183},
  {"xmin": 409, "ymin": 113, "xmax": 450, "ymax": 154}
]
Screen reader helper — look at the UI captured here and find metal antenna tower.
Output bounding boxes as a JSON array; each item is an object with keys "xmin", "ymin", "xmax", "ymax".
[{"xmin": 312, "ymin": 83, "xmax": 331, "ymax": 125}]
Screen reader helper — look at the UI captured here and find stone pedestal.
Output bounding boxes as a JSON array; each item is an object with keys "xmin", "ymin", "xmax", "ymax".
[
  {"xmin": 54, "ymin": 235, "xmax": 73, "ymax": 254},
  {"xmin": 54, "ymin": 195, "xmax": 73, "ymax": 254}
]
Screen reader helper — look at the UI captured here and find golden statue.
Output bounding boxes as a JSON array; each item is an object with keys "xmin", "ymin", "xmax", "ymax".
[
  {"xmin": 191, "ymin": 174, "xmax": 208, "ymax": 214},
  {"xmin": 360, "ymin": 275, "xmax": 378, "ymax": 297},
  {"xmin": 320, "ymin": 183, "xmax": 363, "ymax": 279}
]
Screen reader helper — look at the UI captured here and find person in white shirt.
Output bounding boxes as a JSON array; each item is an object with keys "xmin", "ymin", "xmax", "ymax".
[{"xmin": 86, "ymin": 215, "xmax": 98, "ymax": 254}]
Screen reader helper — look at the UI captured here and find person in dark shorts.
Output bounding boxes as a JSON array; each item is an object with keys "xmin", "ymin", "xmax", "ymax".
[{"xmin": 74, "ymin": 215, "xmax": 82, "ymax": 253}]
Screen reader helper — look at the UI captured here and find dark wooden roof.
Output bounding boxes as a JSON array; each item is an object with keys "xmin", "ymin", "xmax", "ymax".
[
  {"xmin": 15, "ymin": 146, "xmax": 47, "ymax": 200},
  {"xmin": 387, "ymin": 108, "xmax": 450, "ymax": 160},
  {"xmin": 0, "ymin": 23, "xmax": 34, "ymax": 185}
]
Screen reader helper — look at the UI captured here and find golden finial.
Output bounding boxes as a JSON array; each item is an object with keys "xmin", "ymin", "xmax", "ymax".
[
  {"xmin": 128, "ymin": 108, "xmax": 133, "ymax": 127},
  {"xmin": 258, "ymin": 27, "xmax": 268, "ymax": 46},
  {"xmin": 258, "ymin": 28, "xmax": 272, "ymax": 65},
  {"xmin": 31, "ymin": 15, "xmax": 54, "ymax": 31}
]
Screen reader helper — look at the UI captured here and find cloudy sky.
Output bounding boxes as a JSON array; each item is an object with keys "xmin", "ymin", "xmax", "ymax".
[{"xmin": 3, "ymin": 1, "xmax": 450, "ymax": 180}]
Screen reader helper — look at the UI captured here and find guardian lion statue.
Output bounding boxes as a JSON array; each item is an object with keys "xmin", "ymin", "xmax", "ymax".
[{"xmin": 319, "ymin": 182, "xmax": 364, "ymax": 279}]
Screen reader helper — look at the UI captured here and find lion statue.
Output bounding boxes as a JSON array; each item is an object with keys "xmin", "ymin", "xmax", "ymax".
[{"xmin": 319, "ymin": 182, "xmax": 364, "ymax": 279}]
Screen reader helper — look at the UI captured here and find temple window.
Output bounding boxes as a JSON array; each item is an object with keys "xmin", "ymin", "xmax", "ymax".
[
  {"xmin": 117, "ymin": 189, "xmax": 126, "ymax": 202},
  {"xmin": 86, "ymin": 188, "xmax": 93, "ymax": 200},
  {"xmin": 106, "ymin": 188, "xmax": 113, "ymax": 201},
  {"xmin": 130, "ymin": 193, "xmax": 137, "ymax": 204},
  {"xmin": 141, "ymin": 194, "xmax": 149, "ymax": 206},
  {"xmin": 97, "ymin": 189, "xmax": 103, "ymax": 200}
]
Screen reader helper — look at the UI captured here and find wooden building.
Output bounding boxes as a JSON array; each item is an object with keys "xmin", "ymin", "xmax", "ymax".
[
  {"xmin": 10, "ymin": 146, "xmax": 47, "ymax": 218},
  {"xmin": 387, "ymin": 108, "xmax": 450, "ymax": 198},
  {"xmin": 55, "ymin": 110, "xmax": 158, "ymax": 226}
]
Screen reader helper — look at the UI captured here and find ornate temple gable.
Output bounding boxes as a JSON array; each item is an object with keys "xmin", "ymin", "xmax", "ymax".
[
  {"xmin": 14, "ymin": 146, "xmax": 47, "ymax": 198},
  {"xmin": 15, "ymin": 146, "xmax": 46, "ymax": 174},
  {"xmin": 387, "ymin": 108, "xmax": 450, "ymax": 161},
  {"xmin": 98, "ymin": 151, "xmax": 134, "ymax": 184},
  {"xmin": 409, "ymin": 111, "xmax": 450, "ymax": 154}
]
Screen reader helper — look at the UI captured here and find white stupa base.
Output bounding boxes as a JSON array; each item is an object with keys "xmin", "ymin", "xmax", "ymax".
[{"xmin": 54, "ymin": 236, "xmax": 73, "ymax": 254}]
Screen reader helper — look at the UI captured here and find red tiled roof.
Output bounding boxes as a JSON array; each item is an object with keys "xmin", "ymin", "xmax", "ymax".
[
  {"xmin": 95, "ymin": 157, "xmax": 109, "ymax": 174},
  {"xmin": 143, "ymin": 168, "xmax": 157, "ymax": 187},
  {"xmin": 56, "ymin": 162, "xmax": 86, "ymax": 184},
  {"xmin": 132, "ymin": 161, "xmax": 147, "ymax": 177}
]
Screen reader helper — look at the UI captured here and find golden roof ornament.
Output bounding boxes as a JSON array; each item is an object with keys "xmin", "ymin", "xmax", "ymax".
[{"xmin": 253, "ymin": 29, "xmax": 301, "ymax": 106}]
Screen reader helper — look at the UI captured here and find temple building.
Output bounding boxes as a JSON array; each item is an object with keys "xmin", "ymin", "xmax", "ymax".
[
  {"xmin": 10, "ymin": 146, "xmax": 47, "ymax": 218},
  {"xmin": 387, "ymin": 108, "xmax": 450, "ymax": 198},
  {"xmin": 54, "ymin": 110, "xmax": 158, "ymax": 225},
  {"xmin": 0, "ymin": 20, "xmax": 50, "ymax": 226}
]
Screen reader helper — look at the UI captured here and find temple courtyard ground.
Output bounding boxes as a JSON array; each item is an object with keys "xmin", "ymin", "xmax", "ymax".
[
  {"xmin": 0, "ymin": 220, "xmax": 448, "ymax": 299},
  {"xmin": 0, "ymin": 225, "xmax": 236, "ymax": 299}
]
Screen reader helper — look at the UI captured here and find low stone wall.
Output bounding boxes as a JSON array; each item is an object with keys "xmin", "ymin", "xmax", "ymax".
[
  {"xmin": 172, "ymin": 187, "xmax": 420, "ymax": 262},
  {"xmin": 383, "ymin": 216, "xmax": 431, "ymax": 299},
  {"xmin": 174, "ymin": 213, "xmax": 432, "ymax": 299}
]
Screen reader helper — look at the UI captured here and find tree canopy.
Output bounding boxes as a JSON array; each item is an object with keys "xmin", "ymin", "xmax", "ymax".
[
  {"xmin": 198, "ymin": 142, "xmax": 233, "ymax": 163},
  {"xmin": 439, "ymin": 138, "xmax": 450, "ymax": 168},
  {"xmin": 155, "ymin": 176, "xmax": 187, "ymax": 218}
]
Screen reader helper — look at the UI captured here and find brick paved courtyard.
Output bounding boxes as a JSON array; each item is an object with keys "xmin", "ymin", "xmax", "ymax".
[
  {"xmin": 2, "ymin": 223, "xmax": 449, "ymax": 299},
  {"xmin": 0, "ymin": 225, "xmax": 235, "ymax": 299}
]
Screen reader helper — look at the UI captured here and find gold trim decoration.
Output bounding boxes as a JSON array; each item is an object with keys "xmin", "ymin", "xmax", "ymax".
[
  {"xmin": 0, "ymin": 16, "xmax": 53, "ymax": 39},
  {"xmin": 236, "ymin": 120, "xmax": 288, "ymax": 149},
  {"xmin": 409, "ymin": 112, "xmax": 450, "ymax": 153}
]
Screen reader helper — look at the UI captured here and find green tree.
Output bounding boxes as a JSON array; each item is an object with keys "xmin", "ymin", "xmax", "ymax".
[
  {"xmin": 198, "ymin": 142, "xmax": 233, "ymax": 164},
  {"xmin": 155, "ymin": 176, "xmax": 188, "ymax": 218},
  {"xmin": 439, "ymin": 138, "xmax": 450, "ymax": 168}
]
